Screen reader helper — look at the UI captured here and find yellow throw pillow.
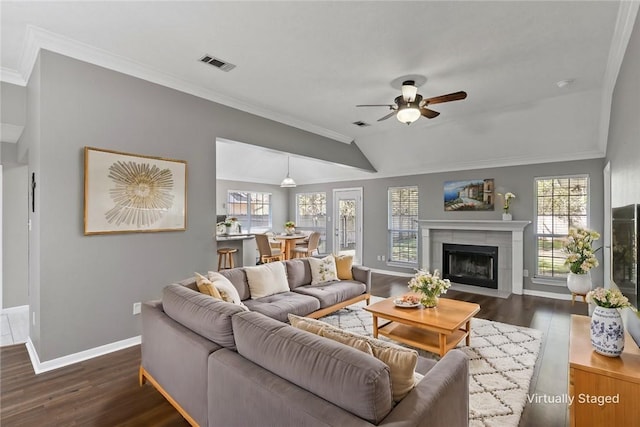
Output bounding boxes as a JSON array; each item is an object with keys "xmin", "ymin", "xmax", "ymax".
[
  {"xmin": 195, "ymin": 272, "xmax": 222, "ymax": 300},
  {"xmin": 333, "ymin": 254, "xmax": 354, "ymax": 280},
  {"xmin": 288, "ymin": 313, "xmax": 327, "ymax": 335}
]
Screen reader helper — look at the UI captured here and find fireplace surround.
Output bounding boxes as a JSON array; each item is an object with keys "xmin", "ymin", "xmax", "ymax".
[{"xmin": 417, "ymin": 220, "xmax": 531, "ymax": 295}]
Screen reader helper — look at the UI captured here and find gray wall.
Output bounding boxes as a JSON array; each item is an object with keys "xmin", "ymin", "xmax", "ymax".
[
  {"xmin": 606, "ymin": 12, "xmax": 640, "ymax": 342},
  {"xmin": 25, "ymin": 50, "xmax": 360, "ymax": 362},
  {"xmin": 216, "ymin": 179, "xmax": 289, "ymax": 232},
  {"xmin": 2, "ymin": 164, "xmax": 28, "ymax": 308},
  {"xmin": 292, "ymin": 158, "xmax": 605, "ymax": 294},
  {"xmin": 1, "ymin": 82, "xmax": 27, "ymax": 128}
]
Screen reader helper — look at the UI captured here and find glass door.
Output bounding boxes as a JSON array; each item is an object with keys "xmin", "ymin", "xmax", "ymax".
[{"xmin": 333, "ymin": 188, "xmax": 363, "ymax": 264}]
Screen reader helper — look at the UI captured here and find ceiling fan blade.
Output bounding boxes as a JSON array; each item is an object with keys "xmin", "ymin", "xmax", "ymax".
[
  {"xmin": 356, "ymin": 104, "xmax": 395, "ymax": 107},
  {"xmin": 420, "ymin": 107, "xmax": 440, "ymax": 119},
  {"xmin": 424, "ymin": 91, "xmax": 467, "ymax": 105},
  {"xmin": 377, "ymin": 111, "xmax": 397, "ymax": 121}
]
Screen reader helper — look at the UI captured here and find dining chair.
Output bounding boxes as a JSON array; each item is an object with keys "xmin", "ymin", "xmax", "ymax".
[
  {"xmin": 291, "ymin": 231, "xmax": 321, "ymax": 258},
  {"xmin": 255, "ymin": 233, "xmax": 284, "ymax": 263}
]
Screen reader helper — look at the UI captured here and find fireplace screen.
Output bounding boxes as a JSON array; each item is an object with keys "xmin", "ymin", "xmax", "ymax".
[{"xmin": 443, "ymin": 243, "xmax": 498, "ymax": 289}]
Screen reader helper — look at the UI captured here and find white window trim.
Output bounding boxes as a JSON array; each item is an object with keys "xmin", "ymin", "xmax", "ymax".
[
  {"xmin": 226, "ymin": 190, "xmax": 273, "ymax": 232},
  {"xmin": 533, "ymin": 174, "xmax": 590, "ymax": 281},
  {"xmin": 388, "ymin": 186, "xmax": 419, "ymax": 267}
]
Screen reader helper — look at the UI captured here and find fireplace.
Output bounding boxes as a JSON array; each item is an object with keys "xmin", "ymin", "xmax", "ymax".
[{"xmin": 443, "ymin": 243, "xmax": 498, "ymax": 289}]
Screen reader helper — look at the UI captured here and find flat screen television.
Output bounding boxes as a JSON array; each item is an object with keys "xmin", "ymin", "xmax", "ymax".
[{"xmin": 612, "ymin": 204, "xmax": 639, "ymax": 309}]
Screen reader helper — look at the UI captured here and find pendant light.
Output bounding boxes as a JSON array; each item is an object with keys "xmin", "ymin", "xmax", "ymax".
[{"xmin": 280, "ymin": 156, "xmax": 297, "ymax": 188}]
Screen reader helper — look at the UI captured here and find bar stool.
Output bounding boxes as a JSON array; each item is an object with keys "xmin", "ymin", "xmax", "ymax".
[{"xmin": 217, "ymin": 248, "xmax": 238, "ymax": 270}]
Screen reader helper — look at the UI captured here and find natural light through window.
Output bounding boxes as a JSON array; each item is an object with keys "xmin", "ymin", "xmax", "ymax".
[
  {"xmin": 226, "ymin": 191, "xmax": 272, "ymax": 232},
  {"xmin": 388, "ymin": 186, "xmax": 419, "ymax": 265},
  {"xmin": 295, "ymin": 192, "xmax": 327, "ymax": 253}
]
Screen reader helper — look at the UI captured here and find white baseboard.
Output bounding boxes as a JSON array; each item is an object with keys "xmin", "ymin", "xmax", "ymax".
[
  {"xmin": 26, "ymin": 335, "xmax": 141, "ymax": 375},
  {"xmin": 522, "ymin": 289, "xmax": 574, "ymax": 301},
  {"xmin": 1, "ymin": 305, "xmax": 29, "ymax": 315}
]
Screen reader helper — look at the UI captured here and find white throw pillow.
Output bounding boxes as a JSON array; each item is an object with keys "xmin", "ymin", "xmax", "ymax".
[
  {"xmin": 308, "ymin": 255, "xmax": 340, "ymax": 285},
  {"xmin": 207, "ymin": 271, "xmax": 249, "ymax": 311},
  {"xmin": 243, "ymin": 262, "xmax": 290, "ymax": 299}
]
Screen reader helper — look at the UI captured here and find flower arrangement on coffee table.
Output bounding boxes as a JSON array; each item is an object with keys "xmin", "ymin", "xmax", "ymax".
[{"xmin": 408, "ymin": 269, "xmax": 451, "ymax": 308}]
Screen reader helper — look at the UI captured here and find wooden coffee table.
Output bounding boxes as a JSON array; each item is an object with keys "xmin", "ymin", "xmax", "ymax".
[{"xmin": 364, "ymin": 294, "xmax": 480, "ymax": 356}]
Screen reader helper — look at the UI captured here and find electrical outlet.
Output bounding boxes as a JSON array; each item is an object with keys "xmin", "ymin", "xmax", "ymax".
[
  {"xmin": 32, "ymin": 312, "xmax": 36, "ymax": 326},
  {"xmin": 381, "ymin": 255, "xmax": 386, "ymax": 261},
  {"xmin": 523, "ymin": 269, "xmax": 529, "ymax": 277},
  {"xmin": 133, "ymin": 302, "xmax": 142, "ymax": 315}
]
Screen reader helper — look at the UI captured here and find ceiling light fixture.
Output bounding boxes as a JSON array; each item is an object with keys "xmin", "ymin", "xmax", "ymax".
[
  {"xmin": 396, "ymin": 103, "xmax": 421, "ymax": 125},
  {"xmin": 280, "ymin": 156, "xmax": 297, "ymax": 188},
  {"xmin": 400, "ymin": 80, "xmax": 418, "ymax": 102}
]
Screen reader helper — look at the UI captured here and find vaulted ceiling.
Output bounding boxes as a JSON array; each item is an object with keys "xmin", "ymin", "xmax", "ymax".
[{"xmin": 1, "ymin": 1, "xmax": 636, "ymax": 184}]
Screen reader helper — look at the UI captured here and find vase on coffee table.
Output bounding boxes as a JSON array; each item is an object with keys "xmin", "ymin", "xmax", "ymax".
[{"xmin": 420, "ymin": 294, "xmax": 439, "ymax": 308}]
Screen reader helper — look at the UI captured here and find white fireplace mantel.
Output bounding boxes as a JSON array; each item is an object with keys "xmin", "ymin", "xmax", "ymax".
[{"xmin": 417, "ymin": 220, "xmax": 531, "ymax": 295}]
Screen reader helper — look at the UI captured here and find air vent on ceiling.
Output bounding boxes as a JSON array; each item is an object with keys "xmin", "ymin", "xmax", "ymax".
[
  {"xmin": 199, "ymin": 54, "xmax": 236, "ymax": 72},
  {"xmin": 352, "ymin": 121, "xmax": 371, "ymax": 127}
]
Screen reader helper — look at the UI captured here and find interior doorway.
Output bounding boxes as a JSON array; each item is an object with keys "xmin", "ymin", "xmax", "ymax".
[{"xmin": 333, "ymin": 188, "xmax": 363, "ymax": 264}]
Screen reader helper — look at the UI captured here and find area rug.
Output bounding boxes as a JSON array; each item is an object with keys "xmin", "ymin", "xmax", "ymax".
[{"xmin": 319, "ymin": 298, "xmax": 543, "ymax": 427}]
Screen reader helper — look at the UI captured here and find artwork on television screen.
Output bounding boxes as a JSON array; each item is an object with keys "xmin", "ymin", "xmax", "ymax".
[
  {"xmin": 612, "ymin": 203, "xmax": 639, "ymax": 309},
  {"xmin": 444, "ymin": 179, "xmax": 495, "ymax": 211}
]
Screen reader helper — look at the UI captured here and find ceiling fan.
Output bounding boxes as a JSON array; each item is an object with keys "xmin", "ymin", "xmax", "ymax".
[{"xmin": 356, "ymin": 80, "xmax": 467, "ymax": 125}]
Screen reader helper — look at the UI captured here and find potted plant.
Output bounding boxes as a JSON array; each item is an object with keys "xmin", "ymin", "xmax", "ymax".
[
  {"xmin": 284, "ymin": 221, "xmax": 296, "ymax": 235},
  {"xmin": 498, "ymin": 192, "xmax": 516, "ymax": 220},
  {"xmin": 586, "ymin": 287, "xmax": 635, "ymax": 357},
  {"xmin": 563, "ymin": 227, "xmax": 600, "ymax": 296},
  {"xmin": 408, "ymin": 269, "xmax": 451, "ymax": 308}
]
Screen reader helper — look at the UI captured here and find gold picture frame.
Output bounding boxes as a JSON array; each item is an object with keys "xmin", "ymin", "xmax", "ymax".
[{"xmin": 84, "ymin": 147, "xmax": 187, "ymax": 235}]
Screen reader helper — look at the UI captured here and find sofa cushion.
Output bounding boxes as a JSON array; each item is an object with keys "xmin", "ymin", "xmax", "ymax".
[
  {"xmin": 217, "ymin": 268, "xmax": 251, "ymax": 301},
  {"xmin": 288, "ymin": 314, "xmax": 419, "ymax": 402},
  {"xmin": 232, "ymin": 311, "xmax": 393, "ymax": 424},
  {"xmin": 284, "ymin": 258, "xmax": 312, "ymax": 289},
  {"xmin": 308, "ymin": 255, "xmax": 339, "ymax": 285},
  {"xmin": 243, "ymin": 292, "xmax": 320, "ymax": 323},
  {"xmin": 162, "ymin": 284, "xmax": 244, "ymax": 350},
  {"xmin": 334, "ymin": 254, "xmax": 354, "ymax": 280},
  {"xmin": 244, "ymin": 262, "xmax": 290, "ymax": 299},
  {"xmin": 292, "ymin": 281, "xmax": 366, "ymax": 308},
  {"xmin": 207, "ymin": 271, "xmax": 249, "ymax": 310}
]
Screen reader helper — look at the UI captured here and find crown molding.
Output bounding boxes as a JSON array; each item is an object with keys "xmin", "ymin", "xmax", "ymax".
[
  {"xmin": 10, "ymin": 25, "xmax": 353, "ymax": 144},
  {"xmin": 0, "ymin": 67, "xmax": 26, "ymax": 86},
  {"xmin": 598, "ymin": 1, "xmax": 640, "ymax": 153}
]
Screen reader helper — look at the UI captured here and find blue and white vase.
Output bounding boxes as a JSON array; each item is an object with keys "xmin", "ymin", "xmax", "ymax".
[{"xmin": 590, "ymin": 306, "xmax": 625, "ymax": 357}]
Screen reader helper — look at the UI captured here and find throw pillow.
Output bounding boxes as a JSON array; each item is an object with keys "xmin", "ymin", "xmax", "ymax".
[
  {"xmin": 207, "ymin": 271, "xmax": 249, "ymax": 311},
  {"xmin": 308, "ymin": 255, "xmax": 339, "ymax": 285},
  {"xmin": 243, "ymin": 262, "xmax": 290, "ymax": 299},
  {"xmin": 333, "ymin": 254, "xmax": 354, "ymax": 280},
  {"xmin": 195, "ymin": 272, "xmax": 223, "ymax": 300},
  {"xmin": 287, "ymin": 313, "xmax": 417, "ymax": 402}
]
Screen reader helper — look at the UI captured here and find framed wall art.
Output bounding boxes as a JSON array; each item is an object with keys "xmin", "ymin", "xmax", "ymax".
[
  {"xmin": 84, "ymin": 147, "xmax": 187, "ymax": 235},
  {"xmin": 444, "ymin": 179, "xmax": 495, "ymax": 211}
]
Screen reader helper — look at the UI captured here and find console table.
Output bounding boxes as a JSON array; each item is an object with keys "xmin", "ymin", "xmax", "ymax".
[{"xmin": 569, "ymin": 315, "xmax": 640, "ymax": 427}]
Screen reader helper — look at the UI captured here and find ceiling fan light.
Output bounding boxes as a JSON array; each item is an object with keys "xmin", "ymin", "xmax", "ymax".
[
  {"xmin": 396, "ymin": 105, "xmax": 421, "ymax": 125},
  {"xmin": 401, "ymin": 82, "xmax": 418, "ymax": 102}
]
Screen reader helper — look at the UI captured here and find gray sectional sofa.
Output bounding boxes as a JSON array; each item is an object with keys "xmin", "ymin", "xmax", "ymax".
[{"xmin": 140, "ymin": 258, "xmax": 470, "ymax": 427}]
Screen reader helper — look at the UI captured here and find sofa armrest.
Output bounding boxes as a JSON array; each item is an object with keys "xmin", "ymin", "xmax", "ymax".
[
  {"xmin": 378, "ymin": 349, "xmax": 469, "ymax": 427},
  {"xmin": 352, "ymin": 265, "xmax": 371, "ymax": 294},
  {"xmin": 141, "ymin": 300, "xmax": 221, "ymax": 427}
]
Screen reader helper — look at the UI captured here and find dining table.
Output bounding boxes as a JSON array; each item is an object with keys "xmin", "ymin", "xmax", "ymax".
[{"xmin": 274, "ymin": 234, "xmax": 306, "ymax": 260}]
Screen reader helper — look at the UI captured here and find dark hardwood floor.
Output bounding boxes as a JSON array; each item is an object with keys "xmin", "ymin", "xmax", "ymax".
[{"xmin": 0, "ymin": 272, "xmax": 586, "ymax": 427}]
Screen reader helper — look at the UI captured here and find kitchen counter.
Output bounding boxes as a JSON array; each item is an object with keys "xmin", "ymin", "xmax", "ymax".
[{"xmin": 215, "ymin": 234, "xmax": 256, "ymax": 267}]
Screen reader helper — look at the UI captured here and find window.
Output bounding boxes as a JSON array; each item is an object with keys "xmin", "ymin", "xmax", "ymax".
[
  {"xmin": 535, "ymin": 175, "xmax": 589, "ymax": 279},
  {"xmin": 226, "ymin": 191, "xmax": 272, "ymax": 232},
  {"xmin": 295, "ymin": 192, "xmax": 327, "ymax": 253},
  {"xmin": 388, "ymin": 186, "xmax": 419, "ymax": 265}
]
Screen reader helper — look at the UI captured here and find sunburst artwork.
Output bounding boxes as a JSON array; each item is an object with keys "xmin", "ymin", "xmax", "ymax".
[
  {"xmin": 84, "ymin": 147, "xmax": 187, "ymax": 235},
  {"xmin": 105, "ymin": 161, "xmax": 175, "ymax": 227}
]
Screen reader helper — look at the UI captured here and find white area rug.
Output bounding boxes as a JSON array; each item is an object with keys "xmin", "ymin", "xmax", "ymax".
[{"xmin": 319, "ymin": 298, "xmax": 543, "ymax": 427}]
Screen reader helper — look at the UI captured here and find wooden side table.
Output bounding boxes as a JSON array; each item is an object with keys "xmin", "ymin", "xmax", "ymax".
[{"xmin": 568, "ymin": 315, "xmax": 640, "ymax": 427}]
